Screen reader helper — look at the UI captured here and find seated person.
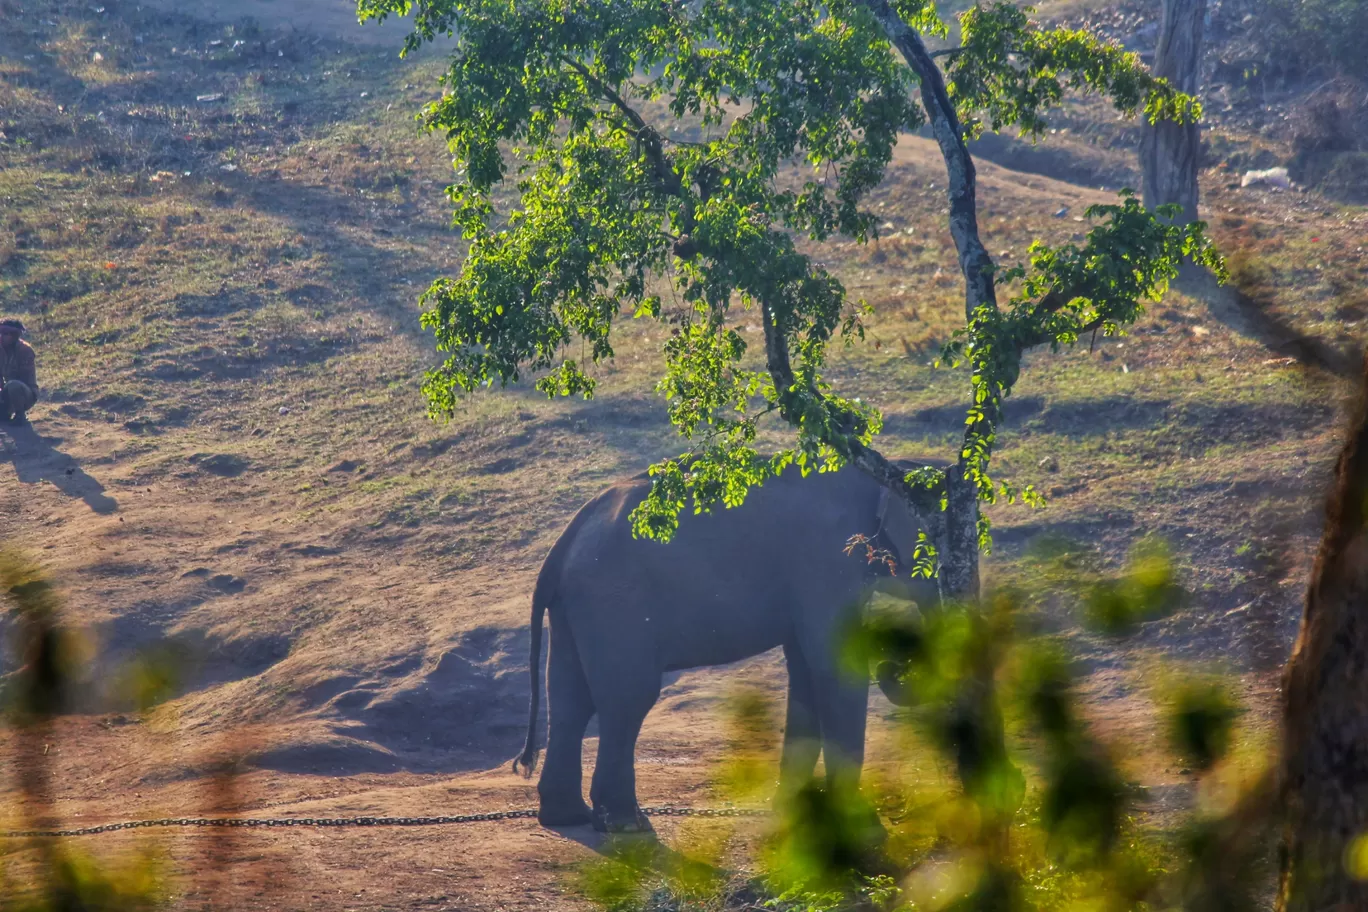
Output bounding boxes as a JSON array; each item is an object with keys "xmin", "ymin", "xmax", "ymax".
[{"xmin": 0, "ymin": 318, "xmax": 38, "ymax": 424}]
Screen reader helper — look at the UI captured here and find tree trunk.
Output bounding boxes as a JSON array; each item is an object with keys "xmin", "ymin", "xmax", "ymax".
[
  {"xmin": 941, "ymin": 468, "xmax": 981, "ymax": 600},
  {"xmin": 1279, "ymin": 361, "xmax": 1368, "ymax": 911},
  {"xmin": 1139, "ymin": 0, "xmax": 1206, "ymax": 224}
]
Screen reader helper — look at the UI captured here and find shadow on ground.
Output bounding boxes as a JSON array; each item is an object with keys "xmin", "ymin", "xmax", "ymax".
[
  {"xmin": 253, "ymin": 625, "xmax": 539, "ymax": 775},
  {"xmin": 0, "ymin": 422, "xmax": 119, "ymax": 514}
]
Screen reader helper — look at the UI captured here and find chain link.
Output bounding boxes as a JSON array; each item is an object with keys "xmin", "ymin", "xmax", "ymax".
[{"xmin": 4, "ymin": 806, "xmax": 767, "ymax": 839}]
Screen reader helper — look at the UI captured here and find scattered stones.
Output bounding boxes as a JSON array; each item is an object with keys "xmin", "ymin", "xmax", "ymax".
[{"xmin": 278, "ymin": 406, "xmax": 290, "ymax": 415}]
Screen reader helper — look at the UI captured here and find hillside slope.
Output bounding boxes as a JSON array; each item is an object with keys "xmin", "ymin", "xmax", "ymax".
[{"xmin": 0, "ymin": 0, "xmax": 1364, "ymax": 908}]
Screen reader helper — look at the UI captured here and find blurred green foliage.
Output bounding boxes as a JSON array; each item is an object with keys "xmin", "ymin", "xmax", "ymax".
[
  {"xmin": 1026, "ymin": 536, "xmax": 1186, "ymax": 637},
  {"xmin": 1160, "ymin": 676, "xmax": 1243, "ymax": 775},
  {"xmin": 0, "ymin": 549, "xmax": 176, "ymax": 910},
  {"xmin": 576, "ymin": 539, "xmax": 1278, "ymax": 912}
]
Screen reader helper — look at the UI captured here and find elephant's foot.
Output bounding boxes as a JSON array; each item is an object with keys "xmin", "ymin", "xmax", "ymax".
[
  {"xmin": 538, "ymin": 797, "xmax": 593, "ymax": 827},
  {"xmin": 591, "ymin": 803, "xmax": 653, "ymax": 834}
]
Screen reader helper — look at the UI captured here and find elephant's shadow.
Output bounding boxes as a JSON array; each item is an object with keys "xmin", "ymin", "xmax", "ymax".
[{"xmin": 252, "ymin": 631, "xmax": 700, "ymax": 777}]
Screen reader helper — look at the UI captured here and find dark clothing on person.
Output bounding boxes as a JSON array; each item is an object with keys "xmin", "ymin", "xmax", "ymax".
[
  {"xmin": 0, "ymin": 338, "xmax": 38, "ymax": 421},
  {"xmin": 0, "ymin": 338, "xmax": 37, "ymax": 391}
]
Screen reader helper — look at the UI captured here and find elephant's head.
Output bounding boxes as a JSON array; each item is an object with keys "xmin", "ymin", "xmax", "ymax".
[{"xmin": 871, "ymin": 486, "xmax": 940, "ymax": 609}]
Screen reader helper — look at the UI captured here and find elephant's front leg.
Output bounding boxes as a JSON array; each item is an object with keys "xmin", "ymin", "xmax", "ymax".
[
  {"xmin": 586, "ymin": 657, "xmax": 661, "ymax": 833},
  {"xmin": 778, "ymin": 641, "xmax": 821, "ymax": 795},
  {"xmin": 815, "ymin": 680, "xmax": 870, "ymax": 795},
  {"xmin": 812, "ymin": 673, "xmax": 888, "ymax": 849}
]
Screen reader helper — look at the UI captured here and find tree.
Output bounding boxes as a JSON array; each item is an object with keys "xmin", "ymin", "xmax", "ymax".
[
  {"xmin": 1278, "ymin": 361, "xmax": 1368, "ymax": 911},
  {"xmin": 359, "ymin": 0, "xmax": 1222, "ymax": 599},
  {"xmin": 1139, "ymin": 0, "xmax": 1206, "ymax": 224}
]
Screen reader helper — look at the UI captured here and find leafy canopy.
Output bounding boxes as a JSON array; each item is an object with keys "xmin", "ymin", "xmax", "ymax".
[{"xmin": 360, "ymin": 0, "xmax": 1221, "ymax": 562}]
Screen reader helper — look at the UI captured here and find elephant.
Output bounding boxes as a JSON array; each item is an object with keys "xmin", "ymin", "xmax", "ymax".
[{"xmin": 512, "ymin": 464, "xmax": 938, "ymax": 832}]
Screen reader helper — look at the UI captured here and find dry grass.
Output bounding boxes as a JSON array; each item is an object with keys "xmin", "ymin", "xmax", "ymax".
[{"xmin": 0, "ymin": 0, "xmax": 1364, "ymax": 907}]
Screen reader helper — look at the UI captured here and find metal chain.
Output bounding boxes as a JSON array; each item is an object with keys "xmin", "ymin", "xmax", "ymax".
[{"xmin": 4, "ymin": 806, "xmax": 768, "ymax": 839}]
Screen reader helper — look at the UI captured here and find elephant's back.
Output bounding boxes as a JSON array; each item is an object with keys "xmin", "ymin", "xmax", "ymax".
[
  {"xmin": 539, "ymin": 468, "xmax": 881, "ymax": 669},
  {"xmin": 535, "ymin": 477, "xmax": 651, "ymax": 589},
  {"xmin": 545, "ymin": 466, "xmax": 875, "ymax": 592}
]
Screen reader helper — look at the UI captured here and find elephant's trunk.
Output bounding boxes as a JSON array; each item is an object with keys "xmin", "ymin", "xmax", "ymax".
[{"xmin": 876, "ymin": 661, "xmax": 913, "ymax": 706}]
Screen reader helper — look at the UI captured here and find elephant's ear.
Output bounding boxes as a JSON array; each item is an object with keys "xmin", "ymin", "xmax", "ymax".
[{"xmin": 876, "ymin": 486, "xmax": 923, "ymax": 575}]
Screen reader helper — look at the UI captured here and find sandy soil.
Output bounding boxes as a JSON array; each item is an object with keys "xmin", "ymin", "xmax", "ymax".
[
  {"xmin": 0, "ymin": 407, "xmax": 801, "ymax": 909},
  {"xmin": 0, "ymin": 340, "xmax": 1298, "ymax": 910}
]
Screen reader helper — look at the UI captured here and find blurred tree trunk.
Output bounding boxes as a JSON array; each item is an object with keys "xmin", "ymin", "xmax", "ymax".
[
  {"xmin": 1139, "ymin": 0, "xmax": 1206, "ymax": 224},
  {"xmin": 1279, "ymin": 361, "xmax": 1368, "ymax": 911}
]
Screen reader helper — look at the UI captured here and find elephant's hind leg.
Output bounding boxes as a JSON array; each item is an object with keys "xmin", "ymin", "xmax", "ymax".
[
  {"xmin": 538, "ymin": 613, "xmax": 595, "ymax": 826},
  {"xmin": 586, "ymin": 656, "xmax": 661, "ymax": 833}
]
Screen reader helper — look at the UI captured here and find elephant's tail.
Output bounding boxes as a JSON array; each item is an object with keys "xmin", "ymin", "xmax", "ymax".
[{"xmin": 513, "ymin": 540, "xmax": 563, "ymax": 778}]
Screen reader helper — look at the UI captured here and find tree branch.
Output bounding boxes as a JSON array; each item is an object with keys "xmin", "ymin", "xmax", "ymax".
[
  {"xmin": 759, "ymin": 300, "xmax": 800, "ymax": 419},
  {"xmin": 560, "ymin": 56, "xmax": 935, "ymax": 519},
  {"xmin": 855, "ymin": 1, "xmax": 999, "ymax": 596},
  {"xmin": 852, "ymin": 0, "xmax": 998, "ymax": 322},
  {"xmin": 557, "ymin": 55, "xmax": 686, "ymax": 200},
  {"xmin": 759, "ymin": 288, "xmax": 942, "ymax": 530},
  {"xmin": 558, "ymin": 55, "xmax": 651, "ymax": 136}
]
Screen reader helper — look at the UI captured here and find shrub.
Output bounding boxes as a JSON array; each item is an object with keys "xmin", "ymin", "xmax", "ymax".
[
  {"xmin": 1321, "ymin": 151, "xmax": 1368, "ymax": 204},
  {"xmin": 1286, "ymin": 86, "xmax": 1368, "ymax": 200},
  {"xmin": 1255, "ymin": 0, "xmax": 1368, "ymax": 80}
]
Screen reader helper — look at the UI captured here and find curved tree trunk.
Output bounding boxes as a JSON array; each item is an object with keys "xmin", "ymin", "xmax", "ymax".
[
  {"xmin": 1139, "ymin": 0, "xmax": 1206, "ymax": 224},
  {"xmin": 1279, "ymin": 361, "xmax": 1368, "ymax": 910}
]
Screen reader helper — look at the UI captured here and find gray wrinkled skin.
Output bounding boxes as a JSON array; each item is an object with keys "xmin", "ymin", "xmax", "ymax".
[{"xmin": 515, "ymin": 466, "xmax": 936, "ymax": 833}]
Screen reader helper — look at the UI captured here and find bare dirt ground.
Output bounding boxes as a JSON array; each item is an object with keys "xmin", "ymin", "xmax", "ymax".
[
  {"xmin": 137, "ymin": 0, "xmax": 420, "ymax": 47},
  {"xmin": 1, "ymin": 0, "xmax": 1363, "ymax": 908}
]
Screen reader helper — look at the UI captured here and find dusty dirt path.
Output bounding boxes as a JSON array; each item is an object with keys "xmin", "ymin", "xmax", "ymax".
[
  {"xmin": 0, "ymin": 404, "xmax": 1291, "ymax": 910},
  {"xmin": 0, "ymin": 408, "xmax": 799, "ymax": 911}
]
